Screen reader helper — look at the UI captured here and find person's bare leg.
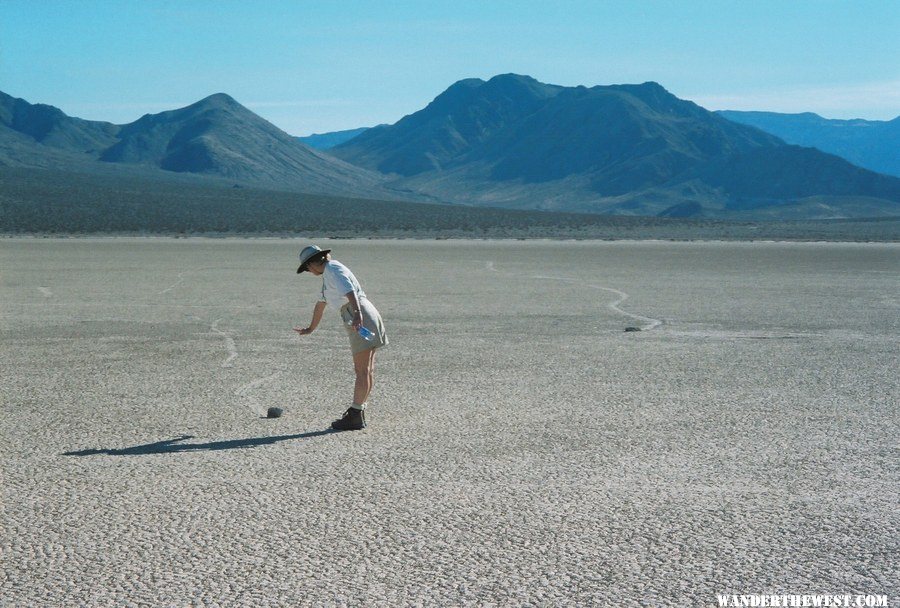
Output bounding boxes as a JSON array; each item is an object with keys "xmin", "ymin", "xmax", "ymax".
[{"xmin": 352, "ymin": 348, "xmax": 376, "ymax": 407}]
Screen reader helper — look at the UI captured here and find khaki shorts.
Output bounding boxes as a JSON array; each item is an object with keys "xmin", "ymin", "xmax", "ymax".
[{"xmin": 340, "ymin": 299, "xmax": 388, "ymax": 355}]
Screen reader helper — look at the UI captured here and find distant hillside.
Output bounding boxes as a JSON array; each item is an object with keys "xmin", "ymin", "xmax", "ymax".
[
  {"xmin": 0, "ymin": 92, "xmax": 117, "ymax": 171},
  {"xmin": 298, "ymin": 127, "xmax": 370, "ymax": 150},
  {"xmin": 0, "ymin": 90, "xmax": 416, "ymax": 201},
  {"xmin": 718, "ymin": 111, "xmax": 900, "ymax": 178},
  {"xmin": 0, "ymin": 90, "xmax": 119, "ymax": 155},
  {"xmin": 331, "ymin": 74, "xmax": 900, "ymax": 220}
]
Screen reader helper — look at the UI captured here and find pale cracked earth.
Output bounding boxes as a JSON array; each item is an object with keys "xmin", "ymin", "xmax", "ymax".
[{"xmin": 1, "ymin": 238, "xmax": 897, "ymax": 607}]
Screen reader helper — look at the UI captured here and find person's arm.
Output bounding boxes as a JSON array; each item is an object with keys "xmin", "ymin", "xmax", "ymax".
[
  {"xmin": 293, "ymin": 300, "xmax": 327, "ymax": 335},
  {"xmin": 345, "ymin": 291, "xmax": 363, "ymax": 329}
]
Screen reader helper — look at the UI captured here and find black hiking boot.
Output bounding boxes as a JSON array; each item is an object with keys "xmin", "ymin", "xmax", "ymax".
[{"xmin": 332, "ymin": 407, "xmax": 366, "ymax": 431}]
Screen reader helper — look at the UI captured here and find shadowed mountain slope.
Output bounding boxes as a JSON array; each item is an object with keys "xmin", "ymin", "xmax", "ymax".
[
  {"xmin": 331, "ymin": 75, "xmax": 900, "ymax": 219},
  {"xmin": 717, "ymin": 110, "xmax": 900, "ymax": 178},
  {"xmin": 475, "ymin": 82, "xmax": 780, "ymax": 189}
]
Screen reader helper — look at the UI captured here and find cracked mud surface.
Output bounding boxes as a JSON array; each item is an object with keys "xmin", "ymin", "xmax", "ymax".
[{"xmin": 2, "ymin": 238, "xmax": 897, "ymax": 607}]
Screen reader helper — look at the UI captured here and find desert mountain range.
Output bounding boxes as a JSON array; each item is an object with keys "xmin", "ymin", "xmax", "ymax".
[
  {"xmin": 331, "ymin": 74, "xmax": 900, "ymax": 217},
  {"xmin": 2, "ymin": 75, "xmax": 899, "ymax": 221},
  {"xmin": 0, "ymin": 90, "xmax": 418, "ymax": 201}
]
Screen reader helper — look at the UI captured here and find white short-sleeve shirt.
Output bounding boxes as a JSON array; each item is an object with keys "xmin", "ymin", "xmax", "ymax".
[{"xmin": 318, "ymin": 260, "xmax": 366, "ymax": 310}]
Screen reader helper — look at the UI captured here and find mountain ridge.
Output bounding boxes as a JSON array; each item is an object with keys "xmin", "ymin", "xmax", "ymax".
[
  {"xmin": 0, "ymin": 90, "xmax": 416, "ymax": 201},
  {"xmin": 330, "ymin": 74, "xmax": 900, "ymax": 219}
]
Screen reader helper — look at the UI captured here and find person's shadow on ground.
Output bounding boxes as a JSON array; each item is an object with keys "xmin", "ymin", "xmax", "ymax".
[{"xmin": 63, "ymin": 429, "xmax": 337, "ymax": 456}]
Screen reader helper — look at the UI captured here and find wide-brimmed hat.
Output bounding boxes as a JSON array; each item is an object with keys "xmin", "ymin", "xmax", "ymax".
[{"xmin": 297, "ymin": 245, "xmax": 331, "ymax": 273}]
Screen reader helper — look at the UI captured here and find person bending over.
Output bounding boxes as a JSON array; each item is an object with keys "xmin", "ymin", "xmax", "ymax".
[{"xmin": 294, "ymin": 245, "xmax": 388, "ymax": 431}]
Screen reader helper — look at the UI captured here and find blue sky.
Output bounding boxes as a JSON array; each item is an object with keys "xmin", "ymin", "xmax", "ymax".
[{"xmin": 2, "ymin": 1, "xmax": 897, "ymax": 135}]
